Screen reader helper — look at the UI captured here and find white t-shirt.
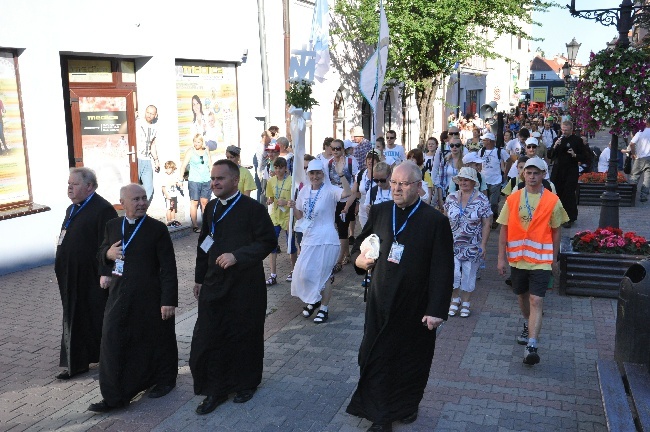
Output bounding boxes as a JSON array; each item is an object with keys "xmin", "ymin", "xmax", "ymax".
[
  {"xmin": 383, "ymin": 145, "xmax": 406, "ymax": 164},
  {"xmin": 480, "ymin": 147, "xmax": 509, "ymax": 185},
  {"xmin": 296, "ymin": 184, "xmax": 342, "ymax": 246},
  {"xmin": 631, "ymin": 128, "xmax": 650, "ymax": 158},
  {"xmin": 365, "ymin": 186, "xmax": 393, "ymax": 205},
  {"xmin": 505, "ymin": 139, "xmax": 522, "ymax": 157},
  {"xmin": 598, "ymin": 147, "xmax": 611, "ymax": 173},
  {"xmin": 540, "ymin": 128, "xmax": 557, "ymax": 148},
  {"xmin": 136, "ymin": 118, "xmax": 157, "ymax": 161}
]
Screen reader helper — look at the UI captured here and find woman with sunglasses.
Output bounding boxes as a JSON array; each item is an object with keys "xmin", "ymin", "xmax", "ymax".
[
  {"xmin": 432, "ymin": 137, "xmax": 464, "ymax": 209},
  {"xmin": 288, "ymin": 159, "xmax": 352, "ymax": 324},
  {"xmin": 179, "ymin": 134, "xmax": 212, "ymax": 232}
]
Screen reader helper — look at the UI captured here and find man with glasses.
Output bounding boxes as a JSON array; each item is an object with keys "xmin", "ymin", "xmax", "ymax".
[
  {"xmin": 383, "ymin": 129, "xmax": 405, "ymax": 165},
  {"xmin": 348, "ymin": 162, "xmax": 453, "ymax": 431}
]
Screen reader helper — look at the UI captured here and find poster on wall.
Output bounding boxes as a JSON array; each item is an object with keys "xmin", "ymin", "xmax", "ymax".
[
  {"xmin": 0, "ymin": 51, "xmax": 30, "ymax": 207},
  {"xmin": 532, "ymin": 88, "xmax": 548, "ymax": 103},
  {"xmin": 175, "ymin": 62, "xmax": 239, "ymax": 162}
]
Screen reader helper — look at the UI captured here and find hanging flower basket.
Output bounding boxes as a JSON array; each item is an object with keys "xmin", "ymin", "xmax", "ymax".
[
  {"xmin": 285, "ymin": 79, "xmax": 319, "ymax": 111},
  {"xmin": 569, "ymin": 46, "xmax": 650, "ymax": 136}
]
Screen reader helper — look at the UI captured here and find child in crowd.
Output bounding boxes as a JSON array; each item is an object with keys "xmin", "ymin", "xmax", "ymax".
[
  {"xmin": 265, "ymin": 157, "xmax": 297, "ymax": 285},
  {"xmin": 162, "ymin": 161, "xmax": 182, "ymax": 227}
]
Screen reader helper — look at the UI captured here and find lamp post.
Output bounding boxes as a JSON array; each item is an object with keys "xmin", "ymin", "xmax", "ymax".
[
  {"xmin": 562, "ymin": 38, "xmax": 580, "ymax": 104},
  {"xmin": 568, "ymin": 0, "xmax": 650, "ymax": 228}
]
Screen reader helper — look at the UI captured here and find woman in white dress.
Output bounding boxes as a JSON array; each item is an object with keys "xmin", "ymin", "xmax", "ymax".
[
  {"xmin": 289, "ymin": 159, "xmax": 352, "ymax": 324},
  {"xmin": 353, "ymin": 151, "xmax": 380, "ymax": 228}
]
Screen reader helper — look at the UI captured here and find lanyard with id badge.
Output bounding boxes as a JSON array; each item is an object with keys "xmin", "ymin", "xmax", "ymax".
[
  {"xmin": 388, "ymin": 199, "xmax": 422, "ymax": 264},
  {"xmin": 275, "ymin": 176, "xmax": 288, "ymax": 213},
  {"xmin": 295, "ymin": 184, "xmax": 323, "ymax": 233},
  {"xmin": 199, "ymin": 193, "xmax": 242, "ymax": 253},
  {"xmin": 113, "ymin": 215, "xmax": 146, "ymax": 276},
  {"xmin": 58, "ymin": 193, "xmax": 95, "ymax": 246}
]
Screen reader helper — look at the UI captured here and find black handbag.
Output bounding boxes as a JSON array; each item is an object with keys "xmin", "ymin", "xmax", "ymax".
[{"xmin": 624, "ymin": 154, "xmax": 632, "ymax": 174}]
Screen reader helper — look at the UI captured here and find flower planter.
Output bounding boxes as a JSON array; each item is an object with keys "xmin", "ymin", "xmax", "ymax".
[
  {"xmin": 559, "ymin": 237, "xmax": 646, "ymax": 298},
  {"xmin": 576, "ymin": 182, "xmax": 637, "ymax": 207}
]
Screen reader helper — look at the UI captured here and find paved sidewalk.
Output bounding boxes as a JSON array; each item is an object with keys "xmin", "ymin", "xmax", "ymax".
[{"xmin": 1, "ymin": 131, "xmax": 648, "ymax": 431}]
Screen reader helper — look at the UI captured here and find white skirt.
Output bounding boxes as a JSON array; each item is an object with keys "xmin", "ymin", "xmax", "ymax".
[{"xmin": 291, "ymin": 243, "xmax": 340, "ymax": 304}]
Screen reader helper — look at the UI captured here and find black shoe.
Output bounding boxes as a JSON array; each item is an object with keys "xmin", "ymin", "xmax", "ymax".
[
  {"xmin": 196, "ymin": 394, "xmax": 228, "ymax": 415},
  {"xmin": 368, "ymin": 423, "xmax": 393, "ymax": 432},
  {"xmin": 523, "ymin": 345, "xmax": 540, "ymax": 365},
  {"xmin": 349, "ymin": 235, "xmax": 355, "ymax": 244},
  {"xmin": 400, "ymin": 411, "xmax": 418, "ymax": 424},
  {"xmin": 88, "ymin": 399, "xmax": 125, "ymax": 413},
  {"xmin": 233, "ymin": 388, "xmax": 256, "ymax": 403},
  {"xmin": 516, "ymin": 322, "xmax": 529, "ymax": 345},
  {"xmin": 148, "ymin": 383, "xmax": 175, "ymax": 399},
  {"xmin": 505, "ymin": 276, "xmax": 512, "ymax": 286},
  {"xmin": 491, "ymin": 222, "xmax": 499, "ymax": 230},
  {"xmin": 56, "ymin": 368, "xmax": 89, "ymax": 380}
]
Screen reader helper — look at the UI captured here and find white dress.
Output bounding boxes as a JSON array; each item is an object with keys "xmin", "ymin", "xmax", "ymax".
[{"xmin": 291, "ymin": 184, "xmax": 342, "ymax": 304}]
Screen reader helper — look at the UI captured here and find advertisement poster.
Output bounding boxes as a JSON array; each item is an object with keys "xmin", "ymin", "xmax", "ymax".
[
  {"xmin": 175, "ymin": 62, "xmax": 239, "ymax": 162},
  {"xmin": 532, "ymin": 88, "xmax": 548, "ymax": 103},
  {"xmin": 79, "ymin": 97, "xmax": 131, "ymax": 205},
  {"xmin": 0, "ymin": 51, "xmax": 30, "ymax": 207}
]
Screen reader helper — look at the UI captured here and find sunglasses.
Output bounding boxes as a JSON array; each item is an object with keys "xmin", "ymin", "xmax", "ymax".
[
  {"xmin": 448, "ymin": 132, "xmax": 460, "ymax": 136},
  {"xmin": 199, "ymin": 156, "xmax": 204, "ymax": 164},
  {"xmin": 373, "ymin": 178, "xmax": 388, "ymax": 183},
  {"xmin": 386, "ymin": 136, "xmax": 396, "ymax": 140},
  {"xmin": 331, "ymin": 147, "xmax": 343, "ymax": 151},
  {"xmin": 526, "ymin": 145, "xmax": 538, "ymax": 149},
  {"xmin": 450, "ymin": 144, "xmax": 462, "ymax": 148}
]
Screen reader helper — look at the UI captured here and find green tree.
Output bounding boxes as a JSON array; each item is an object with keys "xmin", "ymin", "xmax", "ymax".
[{"xmin": 333, "ymin": 0, "xmax": 554, "ymax": 144}]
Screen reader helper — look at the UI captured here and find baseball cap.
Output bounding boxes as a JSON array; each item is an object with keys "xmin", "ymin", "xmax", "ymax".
[
  {"xmin": 226, "ymin": 145, "xmax": 241, "ymax": 156},
  {"xmin": 532, "ymin": 131, "xmax": 541, "ymax": 138},
  {"xmin": 306, "ymin": 159, "xmax": 324, "ymax": 172},
  {"xmin": 344, "ymin": 139, "xmax": 357, "ymax": 149},
  {"xmin": 525, "ymin": 137, "xmax": 538, "ymax": 146},
  {"xmin": 462, "ymin": 152, "xmax": 484, "ymax": 164},
  {"xmin": 265, "ymin": 143, "xmax": 281, "ymax": 152},
  {"xmin": 524, "ymin": 157, "xmax": 547, "ymax": 171},
  {"xmin": 480, "ymin": 132, "xmax": 496, "ymax": 141}
]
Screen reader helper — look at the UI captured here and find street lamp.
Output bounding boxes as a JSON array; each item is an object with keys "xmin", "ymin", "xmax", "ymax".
[{"xmin": 568, "ymin": 0, "xmax": 650, "ymax": 228}]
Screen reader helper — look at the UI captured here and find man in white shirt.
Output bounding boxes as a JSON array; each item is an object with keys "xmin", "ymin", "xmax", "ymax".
[
  {"xmin": 540, "ymin": 120, "xmax": 557, "ymax": 149},
  {"xmin": 383, "ymin": 130, "xmax": 406, "ymax": 164},
  {"xmin": 479, "ymin": 132, "xmax": 509, "ymax": 228},
  {"xmin": 629, "ymin": 117, "xmax": 650, "ymax": 202}
]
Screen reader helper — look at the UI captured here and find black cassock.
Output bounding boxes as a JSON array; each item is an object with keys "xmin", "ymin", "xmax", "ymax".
[
  {"xmin": 190, "ymin": 194, "xmax": 277, "ymax": 397},
  {"xmin": 98, "ymin": 216, "xmax": 178, "ymax": 406},
  {"xmin": 347, "ymin": 200, "xmax": 454, "ymax": 424},
  {"xmin": 548, "ymin": 133, "xmax": 590, "ymax": 222},
  {"xmin": 55, "ymin": 193, "xmax": 117, "ymax": 375}
]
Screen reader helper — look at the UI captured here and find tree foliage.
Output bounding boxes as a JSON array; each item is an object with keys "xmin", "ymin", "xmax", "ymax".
[{"xmin": 333, "ymin": 0, "xmax": 554, "ymax": 94}]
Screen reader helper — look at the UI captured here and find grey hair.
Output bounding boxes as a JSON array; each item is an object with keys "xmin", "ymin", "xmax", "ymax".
[
  {"xmin": 373, "ymin": 162, "xmax": 391, "ymax": 175},
  {"xmin": 277, "ymin": 136, "xmax": 290, "ymax": 149},
  {"xmin": 119, "ymin": 183, "xmax": 146, "ymax": 199},
  {"xmin": 397, "ymin": 160, "xmax": 423, "ymax": 182},
  {"xmin": 70, "ymin": 167, "xmax": 98, "ymax": 188}
]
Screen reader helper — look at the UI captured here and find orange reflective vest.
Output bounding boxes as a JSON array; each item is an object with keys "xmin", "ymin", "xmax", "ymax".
[{"xmin": 505, "ymin": 188, "xmax": 558, "ymax": 265}]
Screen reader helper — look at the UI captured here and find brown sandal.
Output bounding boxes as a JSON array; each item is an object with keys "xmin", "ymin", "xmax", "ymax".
[
  {"xmin": 341, "ymin": 255, "xmax": 351, "ymax": 265},
  {"xmin": 332, "ymin": 263, "xmax": 342, "ymax": 274}
]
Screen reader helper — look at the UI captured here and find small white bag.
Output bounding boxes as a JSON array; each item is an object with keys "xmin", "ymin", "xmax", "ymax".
[{"xmin": 360, "ymin": 234, "xmax": 380, "ymax": 259}]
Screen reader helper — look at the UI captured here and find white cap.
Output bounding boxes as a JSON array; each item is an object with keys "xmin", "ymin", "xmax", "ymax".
[
  {"xmin": 532, "ymin": 131, "xmax": 542, "ymax": 138},
  {"xmin": 306, "ymin": 159, "xmax": 324, "ymax": 172},
  {"xmin": 462, "ymin": 152, "xmax": 484, "ymax": 165},
  {"xmin": 524, "ymin": 156, "xmax": 547, "ymax": 171},
  {"xmin": 480, "ymin": 132, "xmax": 496, "ymax": 141},
  {"xmin": 344, "ymin": 139, "xmax": 357, "ymax": 149},
  {"xmin": 525, "ymin": 137, "xmax": 538, "ymax": 146}
]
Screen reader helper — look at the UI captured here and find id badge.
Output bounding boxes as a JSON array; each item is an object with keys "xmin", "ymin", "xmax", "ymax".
[
  {"xmin": 112, "ymin": 258, "xmax": 124, "ymax": 276},
  {"xmin": 295, "ymin": 218, "xmax": 313, "ymax": 233},
  {"xmin": 279, "ymin": 206, "xmax": 287, "ymax": 213},
  {"xmin": 200, "ymin": 235, "xmax": 215, "ymax": 253},
  {"xmin": 387, "ymin": 242, "xmax": 404, "ymax": 264},
  {"xmin": 57, "ymin": 229, "xmax": 66, "ymax": 246}
]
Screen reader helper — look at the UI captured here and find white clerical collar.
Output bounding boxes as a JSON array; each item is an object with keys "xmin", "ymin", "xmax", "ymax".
[
  {"xmin": 126, "ymin": 216, "xmax": 137, "ymax": 224},
  {"xmin": 219, "ymin": 192, "xmax": 240, "ymax": 206}
]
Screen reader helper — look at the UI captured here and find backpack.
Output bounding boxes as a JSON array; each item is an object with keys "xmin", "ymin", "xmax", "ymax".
[
  {"xmin": 480, "ymin": 147, "xmax": 503, "ymax": 161},
  {"xmin": 328, "ymin": 157, "xmax": 354, "ymax": 184}
]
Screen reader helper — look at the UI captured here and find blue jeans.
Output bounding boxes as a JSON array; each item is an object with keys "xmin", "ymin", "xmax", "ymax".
[{"xmin": 138, "ymin": 159, "xmax": 154, "ymax": 202}]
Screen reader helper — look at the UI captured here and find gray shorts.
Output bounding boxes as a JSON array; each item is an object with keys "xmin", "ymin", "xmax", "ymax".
[{"xmin": 510, "ymin": 267, "xmax": 551, "ymax": 298}]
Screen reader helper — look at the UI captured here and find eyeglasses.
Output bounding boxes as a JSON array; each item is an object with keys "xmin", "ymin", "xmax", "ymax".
[
  {"xmin": 386, "ymin": 136, "xmax": 396, "ymax": 140},
  {"xmin": 331, "ymin": 147, "xmax": 343, "ymax": 151},
  {"xmin": 526, "ymin": 145, "xmax": 538, "ymax": 149},
  {"xmin": 389, "ymin": 180, "xmax": 418, "ymax": 188},
  {"xmin": 373, "ymin": 178, "xmax": 388, "ymax": 183},
  {"xmin": 448, "ymin": 132, "xmax": 460, "ymax": 136},
  {"xmin": 450, "ymin": 144, "xmax": 462, "ymax": 148},
  {"xmin": 199, "ymin": 156, "xmax": 204, "ymax": 164}
]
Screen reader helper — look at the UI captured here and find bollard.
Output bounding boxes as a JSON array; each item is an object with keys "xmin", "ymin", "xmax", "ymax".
[{"xmin": 614, "ymin": 259, "xmax": 650, "ymax": 372}]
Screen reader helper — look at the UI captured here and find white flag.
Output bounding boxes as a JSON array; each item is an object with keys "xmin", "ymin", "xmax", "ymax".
[
  {"xmin": 310, "ymin": 0, "xmax": 330, "ymax": 83},
  {"xmin": 359, "ymin": 1, "xmax": 389, "ymax": 113}
]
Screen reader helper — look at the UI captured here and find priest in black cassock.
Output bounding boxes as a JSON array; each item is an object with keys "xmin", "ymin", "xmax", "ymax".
[
  {"xmin": 88, "ymin": 183, "xmax": 178, "ymax": 413},
  {"xmin": 55, "ymin": 168, "xmax": 117, "ymax": 380},
  {"xmin": 190, "ymin": 159, "xmax": 277, "ymax": 415},
  {"xmin": 347, "ymin": 162, "xmax": 454, "ymax": 432}
]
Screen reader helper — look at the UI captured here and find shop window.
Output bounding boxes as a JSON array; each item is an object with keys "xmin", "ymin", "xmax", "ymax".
[{"xmin": 0, "ymin": 49, "xmax": 50, "ymax": 220}]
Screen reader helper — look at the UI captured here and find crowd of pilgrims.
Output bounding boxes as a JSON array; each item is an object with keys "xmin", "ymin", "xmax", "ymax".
[{"xmin": 252, "ymin": 109, "xmax": 588, "ymax": 321}]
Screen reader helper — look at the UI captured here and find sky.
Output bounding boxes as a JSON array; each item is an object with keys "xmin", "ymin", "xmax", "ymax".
[{"xmin": 531, "ymin": 1, "xmax": 621, "ymax": 66}]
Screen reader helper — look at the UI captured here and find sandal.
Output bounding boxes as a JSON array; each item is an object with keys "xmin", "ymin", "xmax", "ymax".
[
  {"xmin": 332, "ymin": 263, "xmax": 342, "ymax": 274},
  {"xmin": 192, "ymin": 226, "xmax": 200, "ymax": 233},
  {"xmin": 172, "ymin": 221, "xmax": 182, "ymax": 227},
  {"xmin": 265, "ymin": 275, "xmax": 277, "ymax": 286},
  {"xmin": 313, "ymin": 310, "xmax": 328, "ymax": 324},
  {"xmin": 286, "ymin": 271, "xmax": 293, "ymax": 282},
  {"xmin": 448, "ymin": 297, "xmax": 461, "ymax": 317},
  {"xmin": 341, "ymin": 255, "xmax": 351, "ymax": 265},
  {"xmin": 460, "ymin": 302, "xmax": 471, "ymax": 318},
  {"xmin": 302, "ymin": 301, "xmax": 321, "ymax": 318}
]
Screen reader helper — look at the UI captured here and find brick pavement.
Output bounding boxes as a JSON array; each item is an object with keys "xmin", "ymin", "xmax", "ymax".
[{"xmin": 1, "ymin": 132, "xmax": 647, "ymax": 431}]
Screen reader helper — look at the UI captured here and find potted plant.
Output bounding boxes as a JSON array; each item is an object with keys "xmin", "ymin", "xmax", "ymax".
[
  {"xmin": 285, "ymin": 78, "xmax": 319, "ymax": 114},
  {"xmin": 576, "ymin": 172, "xmax": 637, "ymax": 207},
  {"xmin": 559, "ymin": 227, "xmax": 650, "ymax": 298}
]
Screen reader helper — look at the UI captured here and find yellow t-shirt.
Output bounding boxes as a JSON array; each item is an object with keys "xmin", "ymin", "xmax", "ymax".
[
  {"xmin": 266, "ymin": 174, "xmax": 293, "ymax": 229},
  {"xmin": 496, "ymin": 190, "xmax": 569, "ymax": 270},
  {"xmin": 238, "ymin": 166, "xmax": 256, "ymax": 194}
]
